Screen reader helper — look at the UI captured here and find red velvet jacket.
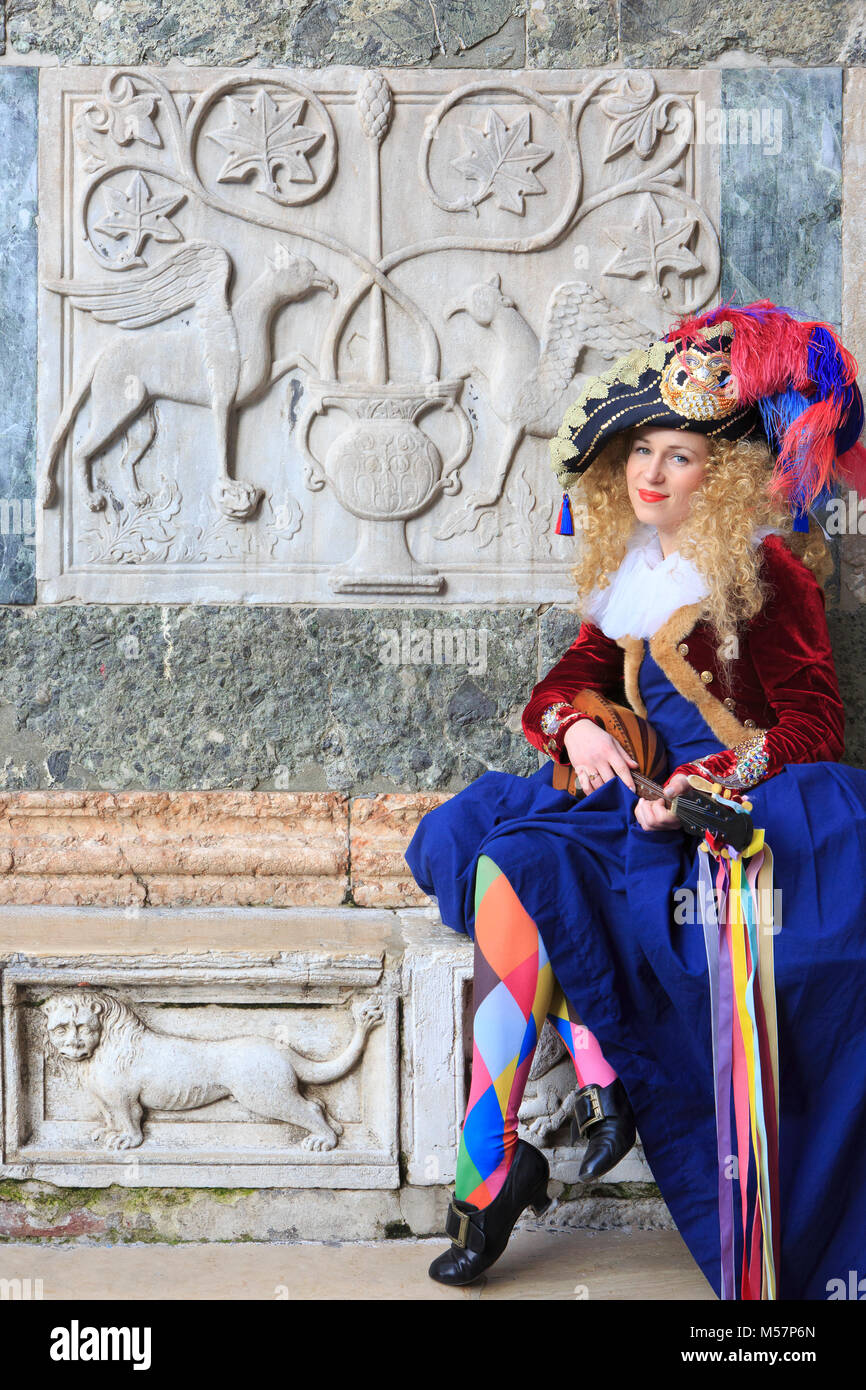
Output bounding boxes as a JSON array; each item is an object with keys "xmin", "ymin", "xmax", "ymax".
[{"xmin": 522, "ymin": 534, "xmax": 845, "ymax": 793}]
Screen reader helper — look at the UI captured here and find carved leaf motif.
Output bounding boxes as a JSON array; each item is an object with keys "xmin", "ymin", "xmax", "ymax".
[
  {"xmin": 270, "ymin": 493, "xmax": 304, "ymax": 542},
  {"xmin": 599, "ymin": 74, "xmax": 682, "ymax": 163},
  {"xmin": 198, "ymin": 522, "xmax": 256, "ymax": 562},
  {"xmin": 169, "ymin": 491, "xmax": 304, "ymax": 563},
  {"xmin": 73, "ymin": 75, "xmax": 162, "ymax": 175},
  {"xmin": 92, "ymin": 173, "xmax": 185, "ymax": 261},
  {"xmin": 206, "ymin": 91, "xmax": 325, "ymax": 198},
  {"xmin": 172, "ymin": 492, "xmax": 256, "ymax": 563},
  {"xmin": 102, "ymin": 74, "xmax": 162, "ymax": 149},
  {"xmin": 451, "ymin": 109, "xmax": 552, "ymax": 214},
  {"xmin": 254, "ymin": 493, "xmax": 304, "ymax": 557},
  {"xmin": 500, "ymin": 466, "xmax": 552, "ymax": 556},
  {"xmin": 450, "ymin": 468, "xmax": 554, "ymax": 554},
  {"xmin": 82, "ymin": 477, "xmax": 183, "ymax": 565},
  {"xmin": 365, "ymin": 398, "xmax": 426, "ymax": 421},
  {"xmin": 602, "ymin": 99, "xmax": 680, "ymax": 163},
  {"xmin": 603, "ymin": 194, "xmax": 702, "ymax": 291},
  {"xmin": 471, "ymin": 508, "xmax": 501, "ymax": 550}
]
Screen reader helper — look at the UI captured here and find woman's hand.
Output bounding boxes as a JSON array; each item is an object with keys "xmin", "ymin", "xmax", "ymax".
[
  {"xmin": 563, "ymin": 720, "xmax": 638, "ymax": 796},
  {"xmin": 633, "ymin": 772, "xmax": 692, "ymax": 831}
]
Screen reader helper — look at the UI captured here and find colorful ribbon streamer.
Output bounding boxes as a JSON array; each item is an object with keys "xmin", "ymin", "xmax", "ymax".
[{"xmin": 697, "ymin": 801, "xmax": 780, "ymax": 1300}]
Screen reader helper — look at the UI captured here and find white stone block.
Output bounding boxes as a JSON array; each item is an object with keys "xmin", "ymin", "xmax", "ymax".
[{"xmin": 398, "ymin": 908, "xmax": 654, "ymax": 1187}]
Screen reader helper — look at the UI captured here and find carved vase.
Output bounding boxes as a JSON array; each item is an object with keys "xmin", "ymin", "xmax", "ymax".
[{"xmin": 298, "ymin": 380, "xmax": 472, "ymax": 593}]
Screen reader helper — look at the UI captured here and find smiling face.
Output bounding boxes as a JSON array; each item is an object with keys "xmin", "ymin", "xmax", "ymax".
[{"xmin": 624, "ymin": 426, "xmax": 710, "ymax": 550}]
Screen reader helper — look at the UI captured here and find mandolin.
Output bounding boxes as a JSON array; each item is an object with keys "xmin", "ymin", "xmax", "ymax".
[
  {"xmin": 551, "ymin": 689, "xmax": 754, "ymax": 853},
  {"xmin": 626, "ymin": 768, "xmax": 754, "ymax": 853}
]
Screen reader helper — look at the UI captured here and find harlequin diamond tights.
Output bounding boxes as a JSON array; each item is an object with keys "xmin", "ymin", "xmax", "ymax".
[{"xmin": 454, "ymin": 854, "xmax": 618, "ymax": 1209}]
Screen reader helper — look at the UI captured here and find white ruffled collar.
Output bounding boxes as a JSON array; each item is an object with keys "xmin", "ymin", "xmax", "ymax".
[{"xmin": 582, "ymin": 522, "xmax": 781, "ymax": 640}]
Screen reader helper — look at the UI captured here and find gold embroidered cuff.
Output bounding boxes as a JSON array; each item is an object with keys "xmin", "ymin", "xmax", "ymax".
[
  {"xmin": 731, "ymin": 731, "xmax": 771, "ymax": 788},
  {"xmin": 540, "ymin": 701, "xmax": 576, "ymax": 737},
  {"xmin": 689, "ymin": 732, "xmax": 770, "ymax": 791}
]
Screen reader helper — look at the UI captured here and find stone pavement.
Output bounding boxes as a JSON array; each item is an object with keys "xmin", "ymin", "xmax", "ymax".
[{"xmin": 0, "ymin": 1229, "xmax": 715, "ymax": 1300}]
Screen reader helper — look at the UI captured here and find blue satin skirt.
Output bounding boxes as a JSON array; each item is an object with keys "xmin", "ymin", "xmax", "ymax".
[{"xmin": 403, "ymin": 651, "xmax": 866, "ymax": 1299}]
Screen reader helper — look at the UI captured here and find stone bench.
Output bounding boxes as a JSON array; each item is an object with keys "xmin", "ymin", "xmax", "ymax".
[{"xmin": 0, "ymin": 903, "xmax": 665, "ymax": 1242}]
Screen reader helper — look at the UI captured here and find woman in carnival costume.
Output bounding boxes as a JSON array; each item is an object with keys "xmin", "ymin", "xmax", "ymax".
[{"xmin": 404, "ymin": 300, "xmax": 866, "ymax": 1300}]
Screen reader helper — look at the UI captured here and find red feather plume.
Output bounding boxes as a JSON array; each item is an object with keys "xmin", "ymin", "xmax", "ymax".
[{"xmin": 664, "ymin": 300, "xmax": 865, "ymax": 509}]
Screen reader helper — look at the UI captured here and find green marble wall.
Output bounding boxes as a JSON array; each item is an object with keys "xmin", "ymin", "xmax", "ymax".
[
  {"xmin": 0, "ymin": 66, "xmax": 36, "ymax": 604},
  {"xmin": 3, "ymin": 0, "xmax": 860, "ymax": 65},
  {"xmin": 0, "ymin": 605, "xmax": 537, "ymax": 791},
  {"xmin": 720, "ymin": 68, "xmax": 842, "ymax": 323}
]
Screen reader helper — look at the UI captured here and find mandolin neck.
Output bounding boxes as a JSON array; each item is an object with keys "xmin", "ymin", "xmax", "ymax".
[{"xmin": 632, "ymin": 771, "xmax": 671, "ymax": 803}]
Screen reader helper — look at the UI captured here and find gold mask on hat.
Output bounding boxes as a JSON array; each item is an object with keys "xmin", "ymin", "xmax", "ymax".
[{"xmin": 659, "ymin": 347, "xmax": 740, "ymax": 422}]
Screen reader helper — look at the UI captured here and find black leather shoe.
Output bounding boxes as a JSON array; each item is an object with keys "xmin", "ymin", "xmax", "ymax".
[
  {"xmin": 571, "ymin": 1078, "xmax": 636, "ymax": 1181},
  {"xmin": 428, "ymin": 1139, "xmax": 551, "ymax": 1287}
]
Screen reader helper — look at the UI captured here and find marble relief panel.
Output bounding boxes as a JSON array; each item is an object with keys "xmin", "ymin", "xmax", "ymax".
[
  {"xmin": 3, "ymin": 959, "xmax": 398, "ymax": 1187},
  {"xmin": 37, "ymin": 66, "xmax": 721, "ymax": 603}
]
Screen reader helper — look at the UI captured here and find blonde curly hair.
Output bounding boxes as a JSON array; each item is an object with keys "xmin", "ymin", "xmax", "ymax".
[{"xmin": 568, "ymin": 426, "xmax": 832, "ymax": 662}]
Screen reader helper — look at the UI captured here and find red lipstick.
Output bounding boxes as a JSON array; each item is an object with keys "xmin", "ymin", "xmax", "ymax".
[{"xmin": 637, "ymin": 489, "xmax": 668, "ymax": 502}]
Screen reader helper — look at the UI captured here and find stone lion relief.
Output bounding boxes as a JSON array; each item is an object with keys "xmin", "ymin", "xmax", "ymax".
[{"xmin": 42, "ymin": 988, "xmax": 383, "ymax": 1152}]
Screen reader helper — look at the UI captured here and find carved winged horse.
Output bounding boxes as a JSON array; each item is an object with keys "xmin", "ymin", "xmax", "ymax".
[
  {"xmin": 41, "ymin": 239, "xmax": 338, "ymax": 519},
  {"xmin": 437, "ymin": 275, "xmax": 664, "ymax": 538}
]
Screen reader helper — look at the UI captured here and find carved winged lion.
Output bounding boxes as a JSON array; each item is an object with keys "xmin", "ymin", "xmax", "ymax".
[
  {"xmin": 42, "ymin": 988, "xmax": 383, "ymax": 1153},
  {"xmin": 41, "ymin": 239, "xmax": 337, "ymax": 519}
]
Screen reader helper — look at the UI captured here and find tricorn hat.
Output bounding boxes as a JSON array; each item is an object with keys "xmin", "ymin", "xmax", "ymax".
[{"xmin": 550, "ymin": 299, "xmax": 866, "ymax": 535}]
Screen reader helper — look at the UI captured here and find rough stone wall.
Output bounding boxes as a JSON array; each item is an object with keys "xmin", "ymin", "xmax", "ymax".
[{"xmin": 3, "ymin": 1, "xmax": 866, "ymax": 68}]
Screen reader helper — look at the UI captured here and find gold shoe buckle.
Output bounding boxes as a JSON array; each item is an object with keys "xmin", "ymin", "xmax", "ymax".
[
  {"xmin": 578, "ymin": 1085, "xmax": 605, "ymax": 1136},
  {"xmin": 450, "ymin": 1200, "xmax": 471, "ymax": 1249}
]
